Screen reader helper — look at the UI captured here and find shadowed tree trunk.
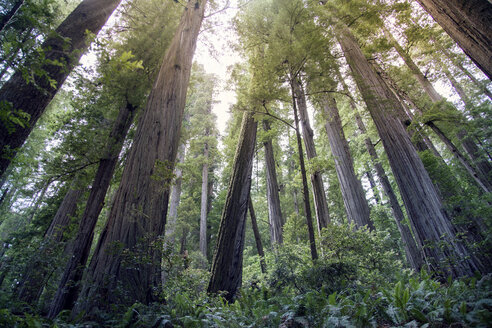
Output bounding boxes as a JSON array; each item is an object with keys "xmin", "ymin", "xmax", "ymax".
[
  {"xmin": 199, "ymin": 141, "xmax": 209, "ymax": 258},
  {"xmin": 72, "ymin": 0, "xmax": 207, "ymax": 316},
  {"xmin": 16, "ymin": 183, "xmax": 84, "ymax": 305},
  {"xmin": 0, "ymin": 0, "xmax": 24, "ymax": 33},
  {"xmin": 321, "ymin": 95, "xmax": 373, "ymax": 229},
  {"xmin": 291, "ymin": 82, "xmax": 318, "ymax": 261},
  {"xmin": 415, "ymin": 0, "xmax": 492, "ymax": 79},
  {"xmin": 338, "ymin": 23, "xmax": 483, "ymax": 278},
  {"xmin": 365, "ymin": 168, "xmax": 380, "ymax": 204},
  {"xmin": 292, "ymin": 78, "xmax": 330, "ymax": 233},
  {"xmin": 48, "ymin": 101, "xmax": 137, "ymax": 318},
  {"xmin": 0, "ymin": 0, "xmax": 123, "ymax": 179},
  {"xmin": 262, "ymin": 120, "xmax": 283, "ymax": 245},
  {"xmin": 208, "ymin": 111, "xmax": 257, "ymax": 301},
  {"xmin": 248, "ymin": 196, "xmax": 266, "ymax": 274}
]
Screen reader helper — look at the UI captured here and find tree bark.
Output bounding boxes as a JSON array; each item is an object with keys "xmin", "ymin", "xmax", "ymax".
[
  {"xmin": 72, "ymin": 0, "xmax": 207, "ymax": 315},
  {"xmin": 415, "ymin": 0, "xmax": 492, "ymax": 79},
  {"xmin": 0, "ymin": 0, "xmax": 123, "ymax": 179},
  {"xmin": 47, "ymin": 101, "xmax": 137, "ymax": 317},
  {"xmin": 291, "ymin": 82, "xmax": 318, "ymax": 261},
  {"xmin": 262, "ymin": 120, "xmax": 283, "ymax": 245},
  {"xmin": 248, "ymin": 196, "xmax": 266, "ymax": 274},
  {"xmin": 365, "ymin": 168, "xmax": 380, "ymax": 205},
  {"xmin": 199, "ymin": 142, "xmax": 209, "ymax": 258},
  {"xmin": 321, "ymin": 95, "xmax": 373, "ymax": 230},
  {"xmin": 337, "ymin": 23, "xmax": 483, "ymax": 278},
  {"xmin": 292, "ymin": 78, "xmax": 331, "ymax": 233},
  {"xmin": 208, "ymin": 111, "xmax": 257, "ymax": 301},
  {"xmin": 0, "ymin": 0, "xmax": 24, "ymax": 33}
]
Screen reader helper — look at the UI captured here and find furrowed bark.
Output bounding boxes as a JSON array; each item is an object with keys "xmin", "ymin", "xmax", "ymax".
[
  {"xmin": 321, "ymin": 95, "xmax": 373, "ymax": 230},
  {"xmin": 338, "ymin": 23, "xmax": 482, "ymax": 277},
  {"xmin": 0, "ymin": 0, "xmax": 123, "ymax": 179},
  {"xmin": 292, "ymin": 78, "xmax": 330, "ymax": 233},
  {"xmin": 72, "ymin": 0, "xmax": 207, "ymax": 315},
  {"xmin": 166, "ymin": 143, "xmax": 186, "ymax": 243},
  {"xmin": 262, "ymin": 120, "xmax": 283, "ymax": 245},
  {"xmin": 415, "ymin": 0, "xmax": 492, "ymax": 79},
  {"xmin": 208, "ymin": 111, "xmax": 257, "ymax": 301}
]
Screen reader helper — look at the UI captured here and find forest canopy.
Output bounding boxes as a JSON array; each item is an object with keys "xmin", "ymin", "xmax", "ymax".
[{"xmin": 0, "ymin": 0, "xmax": 491, "ymax": 327}]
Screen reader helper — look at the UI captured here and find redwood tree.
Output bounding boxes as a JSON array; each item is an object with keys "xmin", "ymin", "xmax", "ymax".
[{"xmin": 72, "ymin": 0, "xmax": 208, "ymax": 315}]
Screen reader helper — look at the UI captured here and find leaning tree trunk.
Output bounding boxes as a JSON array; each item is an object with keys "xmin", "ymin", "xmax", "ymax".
[
  {"xmin": 292, "ymin": 78, "xmax": 331, "ymax": 233},
  {"xmin": 415, "ymin": 0, "xmax": 492, "ymax": 79},
  {"xmin": 291, "ymin": 82, "xmax": 318, "ymax": 261},
  {"xmin": 0, "ymin": 0, "xmax": 123, "ymax": 179},
  {"xmin": 72, "ymin": 0, "xmax": 207, "ymax": 315},
  {"xmin": 262, "ymin": 120, "xmax": 284, "ymax": 245},
  {"xmin": 336, "ymin": 59, "xmax": 424, "ymax": 268},
  {"xmin": 321, "ymin": 95, "xmax": 373, "ymax": 230},
  {"xmin": 16, "ymin": 183, "xmax": 84, "ymax": 305},
  {"xmin": 208, "ymin": 111, "xmax": 257, "ymax": 302},
  {"xmin": 199, "ymin": 141, "xmax": 209, "ymax": 258},
  {"xmin": 386, "ymin": 27, "xmax": 492, "ymax": 187},
  {"xmin": 48, "ymin": 101, "xmax": 137, "ymax": 318},
  {"xmin": 337, "ymin": 23, "xmax": 483, "ymax": 278},
  {"xmin": 248, "ymin": 196, "xmax": 267, "ymax": 274},
  {"xmin": 0, "ymin": 0, "xmax": 24, "ymax": 33}
]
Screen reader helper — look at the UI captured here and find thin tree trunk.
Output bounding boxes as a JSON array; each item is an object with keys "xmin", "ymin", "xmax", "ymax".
[
  {"xmin": 291, "ymin": 82, "xmax": 318, "ymax": 261},
  {"xmin": 0, "ymin": 0, "xmax": 24, "ymax": 33},
  {"xmin": 199, "ymin": 142, "xmax": 209, "ymax": 258},
  {"xmin": 292, "ymin": 78, "xmax": 331, "ymax": 233},
  {"xmin": 365, "ymin": 168, "xmax": 380, "ymax": 205},
  {"xmin": 415, "ymin": 0, "xmax": 492, "ymax": 79},
  {"xmin": 165, "ymin": 143, "xmax": 186, "ymax": 243},
  {"xmin": 0, "ymin": 0, "xmax": 123, "ymax": 179},
  {"xmin": 72, "ymin": 0, "xmax": 207, "ymax": 315},
  {"xmin": 338, "ymin": 23, "xmax": 482, "ymax": 277},
  {"xmin": 248, "ymin": 196, "xmax": 266, "ymax": 274},
  {"xmin": 208, "ymin": 111, "xmax": 257, "ymax": 301},
  {"xmin": 321, "ymin": 95, "xmax": 373, "ymax": 230},
  {"xmin": 262, "ymin": 120, "xmax": 283, "ymax": 245},
  {"xmin": 48, "ymin": 101, "xmax": 137, "ymax": 317}
]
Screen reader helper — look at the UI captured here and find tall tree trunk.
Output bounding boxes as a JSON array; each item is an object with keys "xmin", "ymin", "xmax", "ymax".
[
  {"xmin": 415, "ymin": 0, "xmax": 492, "ymax": 79},
  {"xmin": 165, "ymin": 143, "xmax": 186, "ymax": 243},
  {"xmin": 248, "ymin": 196, "xmax": 266, "ymax": 274},
  {"xmin": 0, "ymin": 0, "xmax": 123, "ymax": 179},
  {"xmin": 321, "ymin": 95, "xmax": 373, "ymax": 230},
  {"xmin": 262, "ymin": 120, "xmax": 283, "ymax": 245},
  {"xmin": 0, "ymin": 0, "xmax": 24, "ymax": 33},
  {"xmin": 292, "ymin": 78, "xmax": 331, "ymax": 233},
  {"xmin": 291, "ymin": 82, "xmax": 318, "ymax": 261},
  {"xmin": 48, "ymin": 101, "xmax": 137, "ymax": 317},
  {"xmin": 16, "ymin": 184, "xmax": 84, "ymax": 305},
  {"xmin": 199, "ymin": 142, "xmax": 209, "ymax": 258},
  {"xmin": 365, "ymin": 168, "xmax": 380, "ymax": 205},
  {"xmin": 72, "ymin": 0, "xmax": 207, "ymax": 315},
  {"xmin": 208, "ymin": 111, "xmax": 257, "ymax": 301},
  {"xmin": 337, "ymin": 24, "xmax": 483, "ymax": 277}
]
